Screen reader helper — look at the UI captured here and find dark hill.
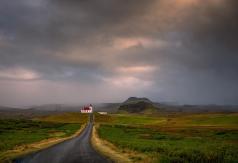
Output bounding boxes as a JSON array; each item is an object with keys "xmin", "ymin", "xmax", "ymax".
[
  {"xmin": 118, "ymin": 97, "xmax": 158, "ymax": 114},
  {"xmin": 123, "ymin": 97, "xmax": 152, "ymax": 104}
]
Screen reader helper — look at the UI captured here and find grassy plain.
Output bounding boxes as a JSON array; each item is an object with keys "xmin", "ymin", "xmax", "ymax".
[
  {"xmin": 0, "ymin": 119, "xmax": 81, "ymax": 153},
  {"xmin": 35, "ymin": 112, "xmax": 89, "ymax": 123},
  {"xmin": 95, "ymin": 113, "xmax": 238, "ymax": 162},
  {"xmin": 0, "ymin": 112, "xmax": 88, "ymax": 162}
]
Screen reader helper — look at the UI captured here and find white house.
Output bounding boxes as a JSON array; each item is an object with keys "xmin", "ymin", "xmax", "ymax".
[{"xmin": 81, "ymin": 104, "xmax": 93, "ymax": 113}]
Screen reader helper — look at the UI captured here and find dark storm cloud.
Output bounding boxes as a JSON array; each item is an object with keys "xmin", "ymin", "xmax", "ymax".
[
  {"xmin": 181, "ymin": 0, "xmax": 238, "ymax": 69},
  {"xmin": 0, "ymin": 0, "xmax": 152, "ymax": 76},
  {"xmin": 0, "ymin": 0, "xmax": 238, "ymax": 106},
  {"xmin": 150, "ymin": 0, "xmax": 238, "ymax": 104}
]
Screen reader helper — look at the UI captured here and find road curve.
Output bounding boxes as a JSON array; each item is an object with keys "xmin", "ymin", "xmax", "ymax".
[{"xmin": 14, "ymin": 115, "xmax": 112, "ymax": 163}]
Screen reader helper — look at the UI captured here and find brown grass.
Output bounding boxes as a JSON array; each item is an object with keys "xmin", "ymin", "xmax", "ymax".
[
  {"xmin": 35, "ymin": 112, "xmax": 89, "ymax": 123},
  {"xmin": 94, "ymin": 113, "xmax": 114, "ymax": 123}
]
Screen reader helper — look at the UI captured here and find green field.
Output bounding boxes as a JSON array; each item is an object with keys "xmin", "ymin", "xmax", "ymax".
[
  {"xmin": 35, "ymin": 112, "xmax": 89, "ymax": 123},
  {"xmin": 0, "ymin": 119, "xmax": 81, "ymax": 154},
  {"xmin": 111, "ymin": 114, "xmax": 167, "ymax": 125},
  {"xmin": 96, "ymin": 113, "xmax": 238, "ymax": 162},
  {"xmin": 0, "ymin": 112, "xmax": 88, "ymax": 161}
]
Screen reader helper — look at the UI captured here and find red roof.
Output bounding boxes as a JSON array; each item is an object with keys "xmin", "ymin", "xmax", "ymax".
[{"xmin": 82, "ymin": 105, "xmax": 92, "ymax": 110}]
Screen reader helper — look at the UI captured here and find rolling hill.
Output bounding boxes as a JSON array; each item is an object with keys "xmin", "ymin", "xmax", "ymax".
[{"xmin": 118, "ymin": 97, "xmax": 159, "ymax": 114}]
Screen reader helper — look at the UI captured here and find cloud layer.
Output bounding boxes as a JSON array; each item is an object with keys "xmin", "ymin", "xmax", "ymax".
[{"xmin": 0, "ymin": 0, "xmax": 238, "ymax": 106}]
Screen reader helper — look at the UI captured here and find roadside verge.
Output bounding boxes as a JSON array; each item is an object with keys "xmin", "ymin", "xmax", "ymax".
[{"xmin": 91, "ymin": 124, "xmax": 150, "ymax": 163}]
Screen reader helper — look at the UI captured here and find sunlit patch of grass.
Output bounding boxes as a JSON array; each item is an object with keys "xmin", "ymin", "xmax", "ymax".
[
  {"xmin": 35, "ymin": 112, "xmax": 89, "ymax": 123},
  {"xmin": 111, "ymin": 114, "xmax": 167, "ymax": 125},
  {"xmin": 167, "ymin": 113, "xmax": 238, "ymax": 127},
  {"xmin": 94, "ymin": 113, "xmax": 114, "ymax": 123},
  {"xmin": 189, "ymin": 113, "xmax": 238, "ymax": 126}
]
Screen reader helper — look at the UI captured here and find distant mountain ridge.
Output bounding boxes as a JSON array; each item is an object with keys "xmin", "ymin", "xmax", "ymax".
[{"xmin": 1, "ymin": 101, "xmax": 238, "ymax": 118}]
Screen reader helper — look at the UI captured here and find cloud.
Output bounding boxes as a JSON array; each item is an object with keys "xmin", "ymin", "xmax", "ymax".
[
  {"xmin": 102, "ymin": 76, "xmax": 153, "ymax": 89},
  {"xmin": 112, "ymin": 37, "xmax": 167, "ymax": 50},
  {"xmin": 116, "ymin": 66, "xmax": 157, "ymax": 74},
  {"xmin": 0, "ymin": 0, "xmax": 237, "ymax": 106},
  {"xmin": 0, "ymin": 67, "xmax": 40, "ymax": 80}
]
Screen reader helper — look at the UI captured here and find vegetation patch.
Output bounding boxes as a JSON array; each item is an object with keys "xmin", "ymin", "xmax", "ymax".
[
  {"xmin": 111, "ymin": 114, "xmax": 167, "ymax": 125},
  {"xmin": 0, "ymin": 119, "xmax": 81, "ymax": 160},
  {"xmin": 35, "ymin": 112, "xmax": 89, "ymax": 123},
  {"xmin": 167, "ymin": 113, "xmax": 238, "ymax": 127},
  {"xmin": 94, "ymin": 113, "xmax": 114, "ymax": 123},
  {"xmin": 98, "ymin": 114, "xmax": 238, "ymax": 163}
]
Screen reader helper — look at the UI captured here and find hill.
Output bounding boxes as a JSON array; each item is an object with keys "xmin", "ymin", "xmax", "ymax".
[
  {"xmin": 123, "ymin": 97, "xmax": 152, "ymax": 104},
  {"xmin": 118, "ymin": 97, "xmax": 158, "ymax": 114}
]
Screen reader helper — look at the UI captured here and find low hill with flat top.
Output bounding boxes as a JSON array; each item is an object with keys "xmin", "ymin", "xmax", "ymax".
[{"xmin": 118, "ymin": 97, "xmax": 159, "ymax": 114}]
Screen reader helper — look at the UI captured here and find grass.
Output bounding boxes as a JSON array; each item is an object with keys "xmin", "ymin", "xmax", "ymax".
[
  {"xmin": 184, "ymin": 113, "xmax": 238, "ymax": 126},
  {"xmin": 111, "ymin": 114, "xmax": 167, "ymax": 125},
  {"xmin": 0, "ymin": 112, "xmax": 89, "ymax": 161},
  {"xmin": 96, "ymin": 113, "xmax": 238, "ymax": 163},
  {"xmin": 94, "ymin": 113, "xmax": 114, "ymax": 123},
  {"xmin": 35, "ymin": 112, "xmax": 89, "ymax": 123},
  {"xmin": 0, "ymin": 119, "xmax": 81, "ymax": 154}
]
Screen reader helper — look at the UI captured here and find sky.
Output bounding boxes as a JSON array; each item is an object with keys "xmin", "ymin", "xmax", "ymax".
[{"xmin": 0, "ymin": 0, "xmax": 238, "ymax": 107}]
